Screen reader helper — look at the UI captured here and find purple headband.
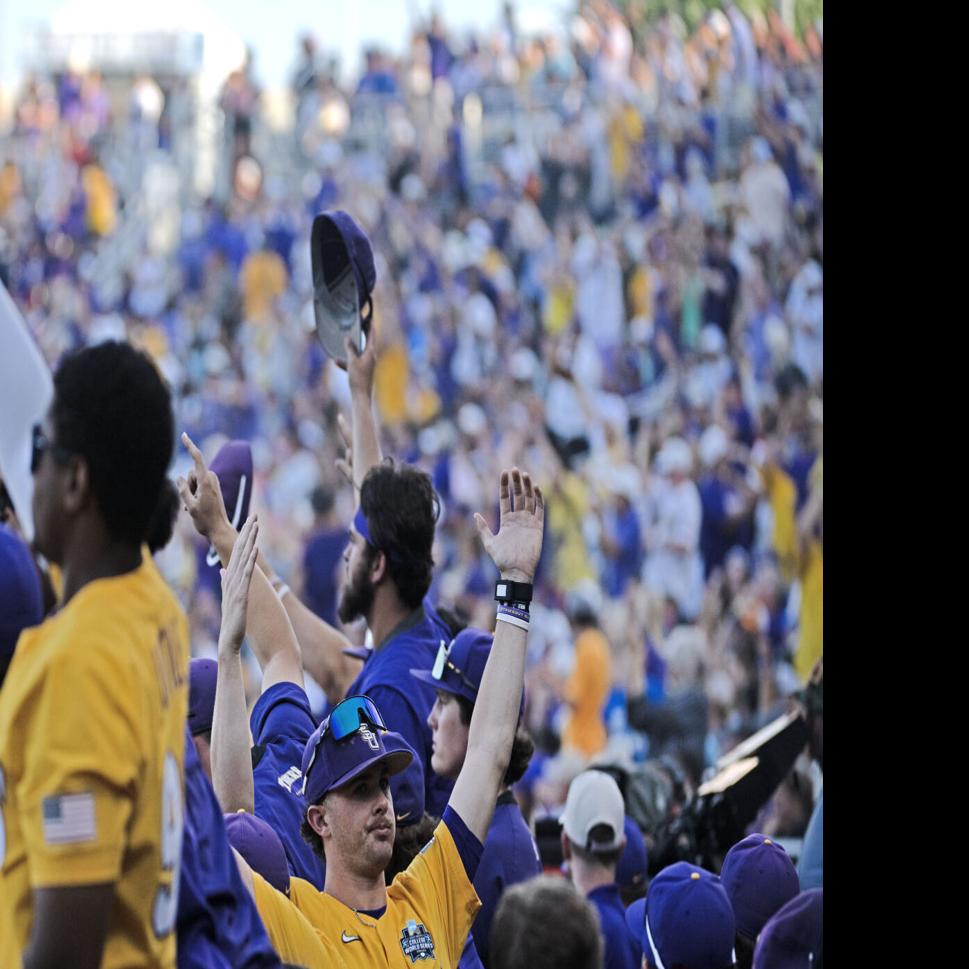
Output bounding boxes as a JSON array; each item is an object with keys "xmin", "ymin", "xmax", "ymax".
[{"xmin": 353, "ymin": 507, "xmax": 372, "ymax": 544}]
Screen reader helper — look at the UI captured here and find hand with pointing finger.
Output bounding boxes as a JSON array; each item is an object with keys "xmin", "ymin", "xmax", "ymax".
[{"xmin": 176, "ymin": 432, "xmax": 231, "ymax": 542}]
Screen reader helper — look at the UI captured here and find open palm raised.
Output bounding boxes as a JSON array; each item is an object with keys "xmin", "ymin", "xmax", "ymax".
[{"xmin": 474, "ymin": 468, "xmax": 545, "ymax": 583}]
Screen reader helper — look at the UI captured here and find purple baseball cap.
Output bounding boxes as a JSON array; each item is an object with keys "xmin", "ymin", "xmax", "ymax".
[
  {"xmin": 626, "ymin": 862, "xmax": 736, "ymax": 969},
  {"xmin": 380, "ymin": 731, "xmax": 424, "ymax": 827},
  {"xmin": 312, "ymin": 210, "xmax": 376, "ymax": 319},
  {"xmin": 300, "ymin": 720, "xmax": 413, "ymax": 806},
  {"xmin": 752, "ymin": 888, "xmax": 822, "ymax": 969},
  {"xmin": 205, "ymin": 441, "xmax": 254, "ymax": 567},
  {"xmin": 616, "ymin": 815, "xmax": 648, "ymax": 894},
  {"xmin": 0, "ymin": 524, "xmax": 43, "ymax": 675},
  {"xmin": 188, "ymin": 658, "xmax": 218, "ymax": 736},
  {"xmin": 224, "ymin": 811, "xmax": 291, "ymax": 895},
  {"xmin": 720, "ymin": 833, "xmax": 800, "ymax": 940},
  {"xmin": 410, "ymin": 628, "xmax": 493, "ymax": 704}
]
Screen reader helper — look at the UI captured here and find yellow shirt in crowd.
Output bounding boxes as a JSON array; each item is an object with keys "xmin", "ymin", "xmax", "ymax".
[
  {"xmin": 0, "ymin": 550, "xmax": 189, "ymax": 967},
  {"xmin": 563, "ymin": 627, "xmax": 611, "ymax": 758},
  {"xmin": 241, "ymin": 249, "xmax": 288, "ymax": 322}
]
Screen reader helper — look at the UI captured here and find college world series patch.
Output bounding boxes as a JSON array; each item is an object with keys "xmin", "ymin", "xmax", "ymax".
[{"xmin": 399, "ymin": 919, "xmax": 436, "ymax": 962}]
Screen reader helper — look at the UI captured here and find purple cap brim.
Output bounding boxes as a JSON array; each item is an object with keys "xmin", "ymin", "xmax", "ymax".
[
  {"xmin": 410, "ymin": 666, "xmax": 464, "ymax": 697},
  {"xmin": 316, "ymin": 748, "xmax": 411, "ymax": 800},
  {"xmin": 342, "ymin": 645, "xmax": 372, "ymax": 661},
  {"xmin": 409, "ymin": 665, "xmax": 526, "ymax": 718}
]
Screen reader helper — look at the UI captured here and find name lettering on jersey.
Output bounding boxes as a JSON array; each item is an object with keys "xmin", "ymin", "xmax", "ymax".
[
  {"xmin": 153, "ymin": 625, "xmax": 186, "ymax": 708},
  {"xmin": 359, "ymin": 726, "xmax": 380, "ymax": 751},
  {"xmin": 399, "ymin": 920, "xmax": 436, "ymax": 962},
  {"xmin": 277, "ymin": 766, "xmax": 303, "ymax": 793},
  {"xmin": 42, "ymin": 792, "xmax": 96, "ymax": 844}
]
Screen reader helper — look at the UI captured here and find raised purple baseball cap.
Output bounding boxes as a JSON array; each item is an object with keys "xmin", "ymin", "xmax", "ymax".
[
  {"xmin": 752, "ymin": 889, "xmax": 822, "ymax": 969},
  {"xmin": 311, "ymin": 210, "xmax": 376, "ymax": 362},
  {"xmin": 0, "ymin": 524, "xmax": 43, "ymax": 679},
  {"xmin": 224, "ymin": 811, "xmax": 291, "ymax": 895},
  {"xmin": 188, "ymin": 658, "xmax": 218, "ymax": 736},
  {"xmin": 626, "ymin": 862, "xmax": 736, "ymax": 969},
  {"xmin": 205, "ymin": 440, "xmax": 253, "ymax": 568},
  {"xmin": 314, "ymin": 210, "xmax": 376, "ymax": 314},
  {"xmin": 616, "ymin": 815, "xmax": 648, "ymax": 894},
  {"xmin": 720, "ymin": 833, "xmax": 800, "ymax": 940},
  {"xmin": 380, "ymin": 731, "xmax": 424, "ymax": 827},
  {"xmin": 300, "ymin": 719, "xmax": 413, "ymax": 806}
]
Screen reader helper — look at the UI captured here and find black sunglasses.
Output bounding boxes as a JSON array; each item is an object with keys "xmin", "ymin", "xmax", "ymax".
[{"xmin": 31, "ymin": 424, "xmax": 74, "ymax": 475}]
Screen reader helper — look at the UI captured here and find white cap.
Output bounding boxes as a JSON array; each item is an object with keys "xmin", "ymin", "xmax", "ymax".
[
  {"xmin": 699, "ymin": 324, "xmax": 726, "ymax": 356},
  {"xmin": 510, "ymin": 347, "xmax": 539, "ymax": 383},
  {"xmin": 457, "ymin": 402, "xmax": 487, "ymax": 437},
  {"xmin": 566, "ymin": 579, "xmax": 603, "ymax": 621},
  {"xmin": 699, "ymin": 425, "xmax": 729, "ymax": 468},
  {"xmin": 751, "ymin": 137, "xmax": 773, "ymax": 164},
  {"xmin": 658, "ymin": 437, "xmax": 693, "ymax": 476},
  {"xmin": 561, "ymin": 770, "xmax": 626, "ymax": 853}
]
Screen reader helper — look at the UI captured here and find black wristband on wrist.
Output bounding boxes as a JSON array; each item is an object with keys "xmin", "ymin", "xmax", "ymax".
[{"xmin": 495, "ymin": 579, "xmax": 533, "ymax": 605}]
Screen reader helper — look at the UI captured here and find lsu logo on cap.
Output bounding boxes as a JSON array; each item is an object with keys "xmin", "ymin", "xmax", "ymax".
[
  {"xmin": 359, "ymin": 726, "xmax": 380, "ymax": 751},
  {"xmin": 399, "ymin": 919, "xmax": 435, "ymax": 962}
]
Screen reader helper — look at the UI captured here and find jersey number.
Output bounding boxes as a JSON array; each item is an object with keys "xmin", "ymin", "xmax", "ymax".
[{"xmin": 152, "ymin": 752, "xmax": 184, "ymax": 938}]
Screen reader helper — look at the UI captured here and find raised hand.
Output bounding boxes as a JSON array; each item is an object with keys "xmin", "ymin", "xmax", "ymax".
[
  {"xmin": 176, "ymin": 432, "xmax": 230, "ymax": 540},
  {"xmin": 345, "ymin": 325, "xmax": 377, "ymax": 398},
  {"xmin": 219, "ymin": 516, "xmax": 259, "ymax": 652},
  {"xmin": 474, "ymin": 468, "xmax": 545, "ymax": 584}
]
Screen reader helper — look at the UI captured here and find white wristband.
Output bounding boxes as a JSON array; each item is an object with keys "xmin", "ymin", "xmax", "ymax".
[
  {"xmin": 275, "ymin": 582, "xmax": 291, "ymax": 602},
  {"xmin": 496, "ymin": 611, "xmax": 530, "ymax": 632}
]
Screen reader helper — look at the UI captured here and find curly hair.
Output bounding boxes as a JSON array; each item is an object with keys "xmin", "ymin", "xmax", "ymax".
[
  {"xmin": 359, "ymin": 461, "xmax": 440, "ymax": 609},
  {"xmin": 51, "ymin": 341, "xmax": 174, "ymax": 546}
]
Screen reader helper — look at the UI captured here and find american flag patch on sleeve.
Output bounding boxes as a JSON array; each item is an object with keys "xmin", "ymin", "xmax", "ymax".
[{"xmin": 42, "ymin": 793, "xmax": 96, "ymax": 845}]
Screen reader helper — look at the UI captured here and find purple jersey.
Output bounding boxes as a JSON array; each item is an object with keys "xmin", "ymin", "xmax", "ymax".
[
  {"xmin": 177, "ymin": 726, "xmax": 279, "ymax": 969},
  {"xmin": 587, "ymin": 884, "xmax": 642, "ymax": 969},
  {"xmin": 250, "ymin": 682, "xmax": 327, "ymax": 890},
  {"xmin": 346, "ymin": 605, "xmax": 455, "ymax": 817},
  {"xmin": 471, "ymin": 792, "xmax": 543, "ymax": 966}
]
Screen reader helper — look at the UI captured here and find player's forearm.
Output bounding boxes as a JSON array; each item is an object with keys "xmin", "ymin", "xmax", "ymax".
[
  {"xmin": 469, "ymin": 619, "xmax": 527, "ymax": 766},
  {"xmin": 253, "ymin": 547, "xmax": 356, "ymax": 701},
  {"xmin": 281, "ymin": 593, "xmax": 357, "ymax": 703},
  {"xmin": 350, "ymin": 387, "xmax": 383, "ymax": 488},
  {"xmin": 452, "ymin": 618, "xmax": 528, "ymax": 841},
  {"xmin": 212, "ymin": 648, "xmax": 255, "ymax": 814},
  {"xmin": 24, "ymin": 884, "xmax": 114, "ymax": 969}
]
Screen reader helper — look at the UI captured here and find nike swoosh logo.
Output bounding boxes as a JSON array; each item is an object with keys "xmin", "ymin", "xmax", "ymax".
[
  {"xmin": 341, "ymin": 932, "xmax": 362, "ymax": 944},
  {"xmin": 396, "ymin": 811, "xmax": 412, "ymax": 822}
]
